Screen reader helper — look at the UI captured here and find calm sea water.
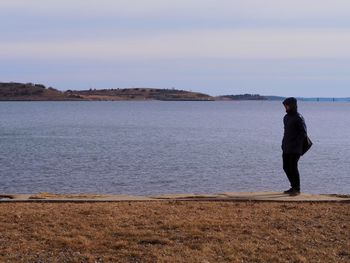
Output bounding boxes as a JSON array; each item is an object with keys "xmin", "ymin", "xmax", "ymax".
[{"xmin": 0, "ymin": 101, "xmax": 349, "ymax": 195}]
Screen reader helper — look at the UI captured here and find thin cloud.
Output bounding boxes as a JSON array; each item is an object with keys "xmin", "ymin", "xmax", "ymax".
[
  {"xmin": 1, "ymin": 0, "xmax": 350, "ymax": 19},
  {"xmin": 2, "ymin": 29, "xmax": 350, "ymax": 60}
]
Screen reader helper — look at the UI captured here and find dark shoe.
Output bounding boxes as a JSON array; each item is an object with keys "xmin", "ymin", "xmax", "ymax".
[
  {"xmin": 283, "ymin": 188, "xmax": 300, "ymax": 196},
  {"xmin": 288, "ymin": 189, "xmax": 300, "ymax": 196},
  {"xmin": 283, "ymin": 188, "xmax": 294, "ymax": 194}
]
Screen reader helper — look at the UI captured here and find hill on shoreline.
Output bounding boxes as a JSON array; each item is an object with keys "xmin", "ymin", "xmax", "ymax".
[
  {"xmin": 0, "ymin": 82, "xmax": 69, "ymax": 101},
  {"xmin": 68, "ymin": 88, "xmax": 214, "ymax": 101}
]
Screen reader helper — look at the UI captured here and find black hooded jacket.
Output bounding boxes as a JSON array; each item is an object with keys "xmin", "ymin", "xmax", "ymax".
[{"xmin": 282, "ymin": 98, "xmax": 307, "ymax": 155}]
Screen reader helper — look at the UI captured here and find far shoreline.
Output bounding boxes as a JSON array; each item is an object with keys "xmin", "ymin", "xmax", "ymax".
[{"xmin": 1, "ymin": 82, "xmax": 349, "ymax": 102}]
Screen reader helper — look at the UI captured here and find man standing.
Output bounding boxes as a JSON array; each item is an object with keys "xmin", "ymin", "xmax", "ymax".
[{"xmin": 282, "ymin": 97, "xmax": 307, "ymax": 196}]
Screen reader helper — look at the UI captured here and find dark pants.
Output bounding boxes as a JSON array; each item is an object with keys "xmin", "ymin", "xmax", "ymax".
[{"xmin": 283, "ymin": 153, "xmax": 301, "ymax": 191}]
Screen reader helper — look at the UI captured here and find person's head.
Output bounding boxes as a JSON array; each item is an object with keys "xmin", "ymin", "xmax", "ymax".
[{"xmin": 283, "ymin": 97, "xmax": 298, "ymax": 113}]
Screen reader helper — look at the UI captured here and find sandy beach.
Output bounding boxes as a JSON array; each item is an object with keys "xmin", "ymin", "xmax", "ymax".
[{"xmin": 0, "ymin": 193, "xmax": 349, "ymax": 263}]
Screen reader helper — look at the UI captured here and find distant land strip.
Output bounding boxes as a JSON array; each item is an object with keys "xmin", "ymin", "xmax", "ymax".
[
  {"xmin": 0, "ymin": 82, "xmax": 349, "ymax": 101},
  {"xmin": 0, "ymin": 82, "xmax": 213, "ymax": 101}
]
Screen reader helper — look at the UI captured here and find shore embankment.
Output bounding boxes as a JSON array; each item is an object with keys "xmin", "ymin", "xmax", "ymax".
[{"xmin": 1, "ymin": 191, "xmax": 349, "ymax": 202}]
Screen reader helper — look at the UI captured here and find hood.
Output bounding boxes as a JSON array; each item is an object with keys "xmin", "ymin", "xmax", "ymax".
[{"xmin": 283, "ymin": 97, "xmax": 298, "ymax": 113}]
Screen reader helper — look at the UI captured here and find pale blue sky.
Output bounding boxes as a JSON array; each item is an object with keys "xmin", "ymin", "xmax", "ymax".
[{"xmin": 1, "ymin": 0, "xmax": 350, "ymax": 96}]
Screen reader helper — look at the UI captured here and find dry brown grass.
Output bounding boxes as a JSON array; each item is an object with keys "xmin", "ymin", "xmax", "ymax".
[{"xmin": 0, "ymin": 201, "xmax": 349, "ymax": 263}]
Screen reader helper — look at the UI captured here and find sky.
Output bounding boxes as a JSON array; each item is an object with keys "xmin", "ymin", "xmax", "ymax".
[{"xmin": 1, "ymin": 0, "xmax": 350, "ymax": 97}]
